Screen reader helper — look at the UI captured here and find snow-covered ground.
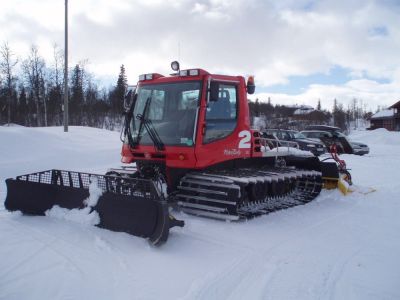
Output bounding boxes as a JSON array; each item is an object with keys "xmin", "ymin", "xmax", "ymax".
[{"xmin": 1, "ymin": 126, "xmax": 400, "ymax": 300}]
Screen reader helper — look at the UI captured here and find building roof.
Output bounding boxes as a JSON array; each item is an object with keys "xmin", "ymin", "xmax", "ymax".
[
  {"xmin": 389, "ymin": 100, "xmax": 400, "ymax": 109},
  {"xmin": 371, "ymin": 109, "xmax": 394, "ymax": 119},
  {"xmin": 293, "ymin": 106, "xmax": 314, "ymax": 115},
  {"xmin": 285, "ymin": 104, "xmax": 313, "ymax": 109}
]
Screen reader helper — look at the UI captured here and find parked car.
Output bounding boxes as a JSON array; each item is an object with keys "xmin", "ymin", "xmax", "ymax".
[
  {"xmin": 306, "ymin": 125, "xmax": 370, "ymax": 155},
  {"xmin": 305, "ymin": 125, "xmax": 342, "ymax": 132},
  {"xmin": 261, "ymin": 131, "xmax": 283, "ymax": 149},
  {"xmin": 301, "ymin": 129, "xmax": 369, "ymax": 155},
  {"xmin": 350, "ymin": 141, "xmax": 370, "ymax": 156},
  {"xmin": 263, "ymin": 129, "xmax": 326, "ymax": 156},
  {"xmin": 300, "ymin": 130, "xmax": 349, "ymax": 153}
]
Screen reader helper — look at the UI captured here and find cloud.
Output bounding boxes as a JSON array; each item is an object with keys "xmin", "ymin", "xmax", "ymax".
[
  {"xmin": 251, "ymin": 76, "xmax": 400, "ymax": 111},
  {"xmin": 0, "ymin": 0, "xmax": 399, "ymax": 108}
]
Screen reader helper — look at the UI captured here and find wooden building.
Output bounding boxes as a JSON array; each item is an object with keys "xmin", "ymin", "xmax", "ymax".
[{"xmin": 370, "ymin": 100, "xmax": 400, "ymax": 131}]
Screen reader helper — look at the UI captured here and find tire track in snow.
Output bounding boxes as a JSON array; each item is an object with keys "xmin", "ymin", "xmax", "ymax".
[
  {"xmin": 1, "ymin": 217, "xmax": 87, "ymax": 276},
  {"xmin": 180, "ymin": 192, "xmax": 365, "ymax": 300},
  {"xmin": 180, "ymin": 251, "xmax": 256, "ymax": 300},
  {"xmin": 0, "ymin": 213, "xmax": 143, "ymax": 299},
  {"xmin": 258, "ymin": 198, "xmax": 370, "ymax": 299},
  {"xmin": 318, "ymin": 248, "xmax": 363, "ymax": 300}
]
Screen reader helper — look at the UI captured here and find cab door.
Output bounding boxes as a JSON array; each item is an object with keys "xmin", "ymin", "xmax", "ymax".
[{"xmin": 194, "ymin": 79, "xmax": 251, "ymax": 168}]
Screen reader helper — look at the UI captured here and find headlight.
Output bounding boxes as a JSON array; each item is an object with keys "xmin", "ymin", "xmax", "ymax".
[{"xmin": 306, "ymin": 144, "xmax": 316, "ymax": 148}]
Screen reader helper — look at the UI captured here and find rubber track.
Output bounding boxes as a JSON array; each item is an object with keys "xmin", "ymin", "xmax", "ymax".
[{"xmin": 175, "ymin": 166, "xmax": 322, "ymax": 220}]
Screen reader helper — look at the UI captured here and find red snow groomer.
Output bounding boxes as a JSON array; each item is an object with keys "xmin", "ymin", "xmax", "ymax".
[{"xmin": 5, "ymin": 62, "xmax": 350, "ymax": 245}]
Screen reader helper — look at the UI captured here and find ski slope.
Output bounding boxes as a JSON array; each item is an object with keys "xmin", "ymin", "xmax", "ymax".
[{"xmin": 1, "ymin": 126, "xmax": 400, "ymax": 300}]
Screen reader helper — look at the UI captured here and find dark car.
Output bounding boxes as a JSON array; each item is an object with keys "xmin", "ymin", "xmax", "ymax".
[
  {"xmin": 263, "ymin": 129, "xmax": 326, "ymax": 156},
  {"xmin": 305, "ymin": 125, "xmax": 342, "ymax": 132},
  {"xmin": 302, "ymin": 126, "xmax": 369, "ymax": 155},
  {"xmin": 300, "ymin": 130, "xmax": 348, "ymax": 153},
  {"xmin": 261, "ymin": 131, "xmax": 283, "ymax": 149}
]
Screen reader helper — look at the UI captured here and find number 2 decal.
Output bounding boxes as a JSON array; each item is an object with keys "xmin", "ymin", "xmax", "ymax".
[{"xmin": 238, "ymin": 130, "xmax": 251, "ymax": 149}]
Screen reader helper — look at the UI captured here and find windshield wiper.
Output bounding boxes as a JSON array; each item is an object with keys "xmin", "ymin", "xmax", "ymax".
[
  {"xmin": 142, "ymin": 118, "xmax": 165, "ymax": 151},
  {"xmin": 134, "ymin": 96, "xmax": 165, "ymax": 151},
  {"xmin": 132, "ymin": 96, "xmax": 150, "ymax": 147}
]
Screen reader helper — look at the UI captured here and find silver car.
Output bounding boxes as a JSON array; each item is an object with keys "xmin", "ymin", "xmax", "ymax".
[{"xmin": 350, "ymin": 141, "xmax": 370, "ymax": 155}]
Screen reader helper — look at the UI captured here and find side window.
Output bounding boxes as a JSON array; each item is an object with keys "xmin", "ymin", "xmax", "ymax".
[{"xmin": 204, "ymin": 83, "xmax": 237, "ymax": 143}]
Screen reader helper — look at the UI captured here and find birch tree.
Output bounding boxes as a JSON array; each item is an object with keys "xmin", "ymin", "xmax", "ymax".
[
  {"xmin": 0, "ymin": 42, "xmax": 18, "ymax": 125},
  {"xmin": 22, "ymin": 45, "xmax": 47, "ymax": 126}
]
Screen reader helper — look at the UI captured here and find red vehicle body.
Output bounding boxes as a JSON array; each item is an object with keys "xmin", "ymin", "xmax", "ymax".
[{"xmin": 120, "ymin": 68, "xmax": 292, "ymax": 190}]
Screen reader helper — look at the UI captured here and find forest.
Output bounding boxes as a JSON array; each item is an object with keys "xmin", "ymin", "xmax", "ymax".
[
  {"xmin": 0, "ymin": 42, "xmax": 373, "ymax": 132},
  {"xmin": 0, "ymin": 43, "xmax": 126, "ymax": 130}
]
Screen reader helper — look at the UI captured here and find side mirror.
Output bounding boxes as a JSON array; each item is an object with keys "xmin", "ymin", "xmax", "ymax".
[
  {"xmin": 209, "ymin": 81, "xmax": 219, "ymax": 102},
  {"xmin": 123, "ymin": 88, "xmax": 136, "ymax": 112}
]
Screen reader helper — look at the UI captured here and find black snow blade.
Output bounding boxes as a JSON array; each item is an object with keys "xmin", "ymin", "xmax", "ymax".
[{"xmin": 5, "ymin": 170, "xmax": 184, "ymax": 246}]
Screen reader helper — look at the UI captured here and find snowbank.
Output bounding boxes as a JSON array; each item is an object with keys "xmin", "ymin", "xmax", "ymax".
[
  {"xmin": 349, "ymin": 128, "xmax": 400, "ymax": 146},
  {"xmin": 1, "ymin": 123, "xmax": 25, "ymax": 127},
  {"xmin": 0, "ymin": 126, "xmax": 121, "ymax": 209}
]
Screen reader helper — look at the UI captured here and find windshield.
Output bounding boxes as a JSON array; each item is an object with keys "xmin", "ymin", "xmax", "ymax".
[
  {"xmin": 130, "ymin": 81, "xmax": 201, "ymax": 147},
  {"xmin": 335, "ymin": 131, "xmax": 346, "ymax": 138},
  {"xmin": 293, "ymin": 132, "xmax": 306, "ymax": 139}
]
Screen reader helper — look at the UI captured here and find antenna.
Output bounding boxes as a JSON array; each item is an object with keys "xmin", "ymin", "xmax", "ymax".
[
  {"xmin": 178, "ymin": 41, "xmax": 181, "ymax": 64},
  {"xmin": 64, "ymin": 0, "xmax": 69, "ymax": 132}
]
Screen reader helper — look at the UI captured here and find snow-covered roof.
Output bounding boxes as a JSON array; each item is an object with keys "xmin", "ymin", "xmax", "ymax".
[
  {"xmin": 284, "ymin": 104, "xmax": 314, "ymax": 109},
  {"xmin": 293, "ymin": 107, "xmax": 314, "ymax": 115},
  {"xmin": 371, "ymin": 109, "xmax": 394, "ymax": 119}
]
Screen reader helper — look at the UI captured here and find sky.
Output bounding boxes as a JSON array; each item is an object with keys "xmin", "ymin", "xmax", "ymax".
[{"xmin": 0, "ymin": 0, "xmax": 399, "ymax": 111}]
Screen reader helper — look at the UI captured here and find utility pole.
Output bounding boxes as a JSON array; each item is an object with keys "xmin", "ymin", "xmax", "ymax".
[{"xmin": 63, "ymin": 0, "xmax": 69, "ymax": 132}]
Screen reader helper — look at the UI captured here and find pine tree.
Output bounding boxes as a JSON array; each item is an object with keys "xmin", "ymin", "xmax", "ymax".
[
  {"xmin": 317, "ymin": 99, "xmax": 321, "ymax": 111},
  {"xmin": 332, "ymin": 98, "xmax": 338, "ymax": 126},
  {"xmin": 27, "ymin": 91, "xmax": 36, "ymax": 126},
  {"xmin": 48, "ymin": 85, "xmax": 62, "ymax": 125},
  {"xmin": 111, "ymin": 64, "xmax": 127, "ymax": 113},
  {"xmin": 18, "ymin": 87, "xmax": 28, "ymax": 125},
  {"xmin": 332, "ymin": 99, "xmax": 347, "ymax": 131},
  {"xmin": 70, "ymin": 64, "xmax": 84, "ymax": 124},
  {"xmin": 254, "ymin": 98, "xmax": 260, "ymax": 117},
  {"xmin": 47, "ymin": 43, "xmax": 63, "ymax": 126}
]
